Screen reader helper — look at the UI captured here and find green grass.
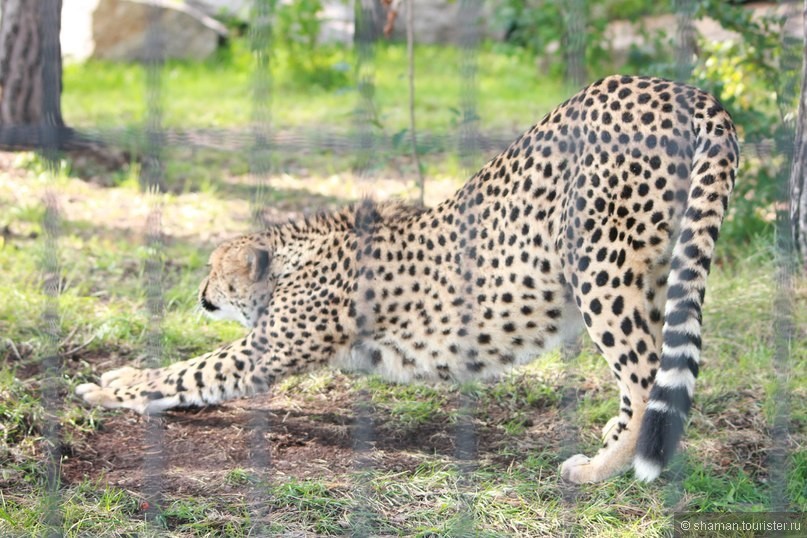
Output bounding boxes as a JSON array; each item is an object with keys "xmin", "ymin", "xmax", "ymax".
[
  {"xmin": 62, "ymin": 39, "xmax": 570, "ymax": 184},
  {"xmin": 62, "ymin": 40, "xmax": 567, "ymax": 135},
  {"xmin": 361, "ymin": 377, "xmax": 448, "ymax": 428}
]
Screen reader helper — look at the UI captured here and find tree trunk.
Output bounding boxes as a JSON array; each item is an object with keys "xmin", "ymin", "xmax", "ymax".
[
  {"xmin": 0, "ymin": 0, "xmax": 124, "ymax": 166},
  {"xmin": 0, "ymin": 0, "xmax": 64, "ymax": 126},
  {"xmin": 788, "ymin": 1, "xmax": 807, "ymax": 268}
]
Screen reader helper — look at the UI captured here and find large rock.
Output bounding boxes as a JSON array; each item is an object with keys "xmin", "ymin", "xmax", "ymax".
[
  {"xmin": 604, "ymin": 14, "xmax": 739, "ymax": 67},
  {"xmin": 187, "ymin": 0, "xmax": 498, "ymax": 46},
  {"xmin": 188, "ymin": 0, "xmax": 355, "ymax": 45},
  {"xmin": 62, "ymin": 0, "xmax": 99, "ymax": 62},
  {"xmin": 383, "ymin": 0, "xmax": 502, "ymax": 44},
  {"xmin": 61, "ymin": 0, "xmax": 798, "ymax": 65},
  {"xmin": 61, "ymin": 0, "xmax": 228, "ymax": 62},
  {"xmin": 186, "ymin": 0, "xmax": 251, "ymax": 20},
  {"xmin": 604, "ymin": 3, "xmax": 803, "ymax": 68}
]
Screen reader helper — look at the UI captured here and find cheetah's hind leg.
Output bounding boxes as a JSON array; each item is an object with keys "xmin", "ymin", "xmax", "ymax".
[{"xmin": 560, "ymin": 266, "xmax": 662, "ymax": 483}]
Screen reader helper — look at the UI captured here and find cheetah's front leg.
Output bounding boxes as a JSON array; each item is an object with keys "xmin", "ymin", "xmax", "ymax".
[
  {"xmin": 76, "ymin": 365, "xmax": 178, "ymax": 414},
  {"xmin": 76, "ymin": 332, "xmax": 278, "ymax": 414}
]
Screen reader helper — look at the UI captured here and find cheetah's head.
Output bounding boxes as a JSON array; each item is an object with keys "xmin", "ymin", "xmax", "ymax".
[{"xmin": 198, "ymin": 239, "xmax": 274, "ymax": 328}]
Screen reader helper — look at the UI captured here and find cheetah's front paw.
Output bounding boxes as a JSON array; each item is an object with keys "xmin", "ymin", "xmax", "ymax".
[{"xmin": 76, "ymin": 366, "xmax": 179, "ymax": 414}]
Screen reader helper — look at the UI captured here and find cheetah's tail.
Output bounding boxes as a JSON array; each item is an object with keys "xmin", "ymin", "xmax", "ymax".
[{"xmin": 633, "ymin": 98, "xmax": 739, "ymax": 482}]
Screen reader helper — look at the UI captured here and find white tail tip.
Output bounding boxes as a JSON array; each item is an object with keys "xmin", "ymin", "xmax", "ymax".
[{"xmin": 633, "ymin": 455, "xmax": 663, "ymax": 482}]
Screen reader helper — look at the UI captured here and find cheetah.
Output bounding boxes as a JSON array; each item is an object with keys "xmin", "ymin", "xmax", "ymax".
[{"xmin": 77, "ymin": 75, "xmax": 739, "ymax": 483}]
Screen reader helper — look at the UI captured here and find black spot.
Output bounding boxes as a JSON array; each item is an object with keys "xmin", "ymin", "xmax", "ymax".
[
  {"xmin": 612, "ymin": 296, "xmax": 624, "ymax": 315},
  {"xmin": 621, "ymin": 317, "xmax": 633, "ymax": 336},
  {"xmin": 371, "ymin": 349, "xmax": 382, "ymax": 365}
]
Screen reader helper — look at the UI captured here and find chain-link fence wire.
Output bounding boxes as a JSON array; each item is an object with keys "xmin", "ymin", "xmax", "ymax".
[
  {"xmin": 673, "ymin": 0, "xmax": 697, "ymax": 81},
  {"xmin": 348, "ymin": 1, "xmax": 486, "ymax": 532},
  {"xmin": 453, "ymin": 0, "xmax": 484, "ymax": 533},
  {"xmin": 244, "ymin": 1, "xmax": 275, "ymax": 533},
  {"xmin": 653, "ymin": 0, "xmax": 701, "ymax": 512},
  {"xmin": 250, "ymin": 0, "xmax": 273, "ymax": 229},
  {"xmin": 353, "ymin": 0, "xmax": 380, "ymax": 177},
  {"xmin": 770, "ymin": 0, "xmax": 802, "ymax": 514},
  {"xmin": 39, "ymin": 1, "xmax": 64, "ymax": 535},
  {"xmin": 556, "ymin": 0, "xmax": 587, "ymax": 526},
  {"xmin": 562, "ymin": 0, "xmax": 587, "ymax": 87},
  {"xmin": 405, "ymin": 0, "xmax": 425, "ymax": 207},
  {"xmin": 138, "ymin": 2, "xmax": 169, "ymax": 524},
  {"xmin": 350, "ymin": 2, "xmax": 381, "ymax": 534}
]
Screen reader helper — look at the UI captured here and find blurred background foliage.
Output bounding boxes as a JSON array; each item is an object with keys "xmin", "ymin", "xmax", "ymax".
[{"xmin": 55, "ymin": 0, "xmax": 802, "ymax": 255}]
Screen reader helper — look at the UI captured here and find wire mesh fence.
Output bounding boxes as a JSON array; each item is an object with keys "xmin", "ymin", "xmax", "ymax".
[{"xmin": 0, "ymin": 0, "xmax": 800, "ymax": 535}]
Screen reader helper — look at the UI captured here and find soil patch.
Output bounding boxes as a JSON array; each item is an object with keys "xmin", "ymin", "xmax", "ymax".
[{"xmin": 61, "ymin": 371, "xmax": 568, "ymax": 499}]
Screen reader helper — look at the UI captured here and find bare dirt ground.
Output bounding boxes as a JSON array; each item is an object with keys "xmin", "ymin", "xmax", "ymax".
[{"xmin": 59, "ymin": 370, "xmax": 563, "ymax": 497}]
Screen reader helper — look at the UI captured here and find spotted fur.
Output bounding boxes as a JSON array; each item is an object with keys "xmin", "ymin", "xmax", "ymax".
[{"xmin": 77, "ymin": 75, "xmax": 738, "ymax": 483}]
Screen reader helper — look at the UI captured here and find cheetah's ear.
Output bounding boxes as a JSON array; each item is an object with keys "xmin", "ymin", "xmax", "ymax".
[{"xmin": 246, "ymin": 247, "xmax": 272, "ymax": 282}]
